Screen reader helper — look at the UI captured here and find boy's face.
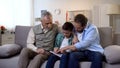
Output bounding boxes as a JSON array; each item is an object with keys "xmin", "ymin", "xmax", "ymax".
[{"xmin": 62, "ymin": 30, "xmax": 72, "ymax": 38}]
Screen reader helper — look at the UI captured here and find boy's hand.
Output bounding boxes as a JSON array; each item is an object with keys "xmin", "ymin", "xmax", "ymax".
[
  {"xmin": 58, "ymin": 46, "xmax": 68, "ymax": 53},
  {"xmin": 54, "ymin": 48, "xmax": 59, "ymax": 53}
]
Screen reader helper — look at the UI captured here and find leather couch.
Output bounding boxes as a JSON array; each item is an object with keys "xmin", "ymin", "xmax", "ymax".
[{"xmin": 0, "ymin": 26, "xmax": 120, "ymax": 68}]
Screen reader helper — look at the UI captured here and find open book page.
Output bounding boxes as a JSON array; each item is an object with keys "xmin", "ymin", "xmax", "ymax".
[{"xmin": 50, "ymin": 51, "xmax": 62, "ymax": 57}]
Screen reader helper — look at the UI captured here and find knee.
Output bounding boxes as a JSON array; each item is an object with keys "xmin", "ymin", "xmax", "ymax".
[
  {"xmin": 20, "ymin": 48, "xmax": 31, "ymax": 56},
  {"xmin": 60, "ymin": 54, "xmax": 70, "ymax": 62},
  {"xmin": 47, "ymin": 54, "xmax": 59, "ymax": 62},
  {"xmin": 93, "ymin": 52, "xmax": 103, "ymax": 61},
  {"xmin": 96, "ymin": 52, "xmax": 103, "ymax": 58},
  {"xmin": 22, "ymin": 48, "xmax": 30, "ymax": 53},
  {"xmin": 48, "ymin": 54, "xmax": 57, "ymax": 59},
  {"xmin": 69, "ymin": 52, "xmax": 77, "ymax": 60},
  {"xmin": 35, "ymin": 54, "xmax": 48, "ymax": 60},
  {"xmin": 70, "ymin": 52, "xmax": 83, "ymax": 60},
  {"xmin": 61, "ymin": 53, "xmax": 69, "ymax": 58}
]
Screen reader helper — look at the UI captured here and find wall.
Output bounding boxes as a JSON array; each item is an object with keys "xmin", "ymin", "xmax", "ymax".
[{"xmin": 34, "ymin": 0, "xmax": 120, "ymax": 26}]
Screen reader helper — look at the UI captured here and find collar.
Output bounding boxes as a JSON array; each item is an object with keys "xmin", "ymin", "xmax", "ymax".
[
  {"xmin": 84, "ymin": 22, "xmax": 90, "ymax": 31},
  {"xmin": 61, "ymin": 33, "xmax": 73, "ymax": 40},
  {"xmin": 40, "ymin": 24, "xmax": 44, "ymax": 29},
  {"xmin": 40, "ymin": 23, "xmax": 48, "ymax": 33}
]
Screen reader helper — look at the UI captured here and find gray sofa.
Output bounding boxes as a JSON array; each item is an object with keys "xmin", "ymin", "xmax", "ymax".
[{"xmin": 0, "ymin": 26, "xmax": 120, "ymax": 68}]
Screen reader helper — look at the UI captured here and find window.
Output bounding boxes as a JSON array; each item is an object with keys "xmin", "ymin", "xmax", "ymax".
[{"xmin": 0, "ymin": 0, "xmax": 33, "ymax": 31}]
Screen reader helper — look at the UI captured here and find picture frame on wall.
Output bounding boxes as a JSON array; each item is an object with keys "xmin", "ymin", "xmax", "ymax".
[{"xmin": 66, "ymin": 10, "xmax": 92, "ymax": 22}]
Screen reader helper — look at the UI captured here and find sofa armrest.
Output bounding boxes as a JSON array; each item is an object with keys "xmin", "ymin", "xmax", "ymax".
[{"xmin": 104, "ymin": 45, "xmax": 120, "ymax": 64}]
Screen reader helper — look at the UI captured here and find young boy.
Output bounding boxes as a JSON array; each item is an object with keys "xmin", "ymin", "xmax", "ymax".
[{"xmin": 46, "ymin": 22, "xmax": 74, "ymax": 68}]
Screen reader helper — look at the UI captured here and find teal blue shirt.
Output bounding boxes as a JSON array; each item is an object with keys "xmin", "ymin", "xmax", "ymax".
[{"xmin": 54, "ymin": 33, "xmax": 73, "ymax": 48}]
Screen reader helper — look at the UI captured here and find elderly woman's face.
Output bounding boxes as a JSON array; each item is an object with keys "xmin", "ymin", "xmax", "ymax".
[{"xmin": 41, "ymin": 15, "xmax": 53, "ymax": 29}]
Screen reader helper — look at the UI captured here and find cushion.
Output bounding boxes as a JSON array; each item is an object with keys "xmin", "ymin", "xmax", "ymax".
[
  {"xmin": 15, "ymin": 26, "xmax": 31, "ymax": 48},
  {"xmin": 114, "ymin": 33, "xmax": 120, "ymax": 45},
  {"xmin": 104, "ymin": 45, "xmax": 120, "ymax": 64},
  {"xmin": 98, "ymin": 27, "xmax": 113, "ymax": 48},
  {"xmin": 0, "ymin": 44, "xmax": 22, "ymax": 58}
]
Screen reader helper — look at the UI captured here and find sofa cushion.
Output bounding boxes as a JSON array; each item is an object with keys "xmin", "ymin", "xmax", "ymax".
[
  {"xmin": 0, "ymin": 44, "xmax": 22, "ymax": 58},
  {"xmin": 104, "ymin": 45, "xmax": 120, "ymax": 64},
  {"xmin": 15, "ymin": 26, "xmax": 31, "ymax": 48},
  {"xmin": 98, "ymin": 27, "xmax": 113, "ymax": 48},
  {"xmin": 114, "ymin": 33, "xmax": 120, "ymax": 45}
]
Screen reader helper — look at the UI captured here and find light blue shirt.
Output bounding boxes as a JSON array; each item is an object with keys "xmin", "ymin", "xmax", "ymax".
[{"xmin": 75, "ymin": 23, "xmax": 104, "ymax": 54}]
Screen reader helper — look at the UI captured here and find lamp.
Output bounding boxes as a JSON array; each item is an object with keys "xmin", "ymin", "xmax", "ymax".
[
  {"xmin": 106, "ymin": 4, "xmax": 120, "ymax": 15},
  {"xmin": 106, "ymin": 4, "xmax": 120, "ymax": 33}
]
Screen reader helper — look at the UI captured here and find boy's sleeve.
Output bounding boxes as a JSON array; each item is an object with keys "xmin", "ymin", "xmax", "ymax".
[{"xmin": 54, "ymin": 33, "xmax": 60, "ymax": 48}]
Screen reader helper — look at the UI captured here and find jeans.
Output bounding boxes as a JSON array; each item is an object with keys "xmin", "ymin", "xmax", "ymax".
[
  {"xmin": 46, "ymin": 53, "xmax": 69, "ymax": 68},
  {"xmin": 68, "ymin": 50, "xmax": 103, "ymax": 68}
]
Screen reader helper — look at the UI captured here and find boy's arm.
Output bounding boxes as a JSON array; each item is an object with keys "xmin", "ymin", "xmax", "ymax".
[
  {"xmin": 53, "ymin": 47, "xmax": 59, "ymax": 53},
  {"xmin": 72, "ymin": 34, "xmax": 79, "ymax": 44},
  {"xmin": 53, "ymin": 33, "xmax": 63, "ymax": 53},
  {"xmin": 54, "ymin": 33, "xmax": 61, "ymax": 47}
]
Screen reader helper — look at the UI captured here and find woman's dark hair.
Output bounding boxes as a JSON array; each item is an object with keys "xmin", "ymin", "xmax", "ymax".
[
  {"xmin": 62, "ymin": 22, "xmax": 74, "ymax": 31},
  {"xmin": 74, "ymin": 14, "xmax": 88, "ymax": 27}
]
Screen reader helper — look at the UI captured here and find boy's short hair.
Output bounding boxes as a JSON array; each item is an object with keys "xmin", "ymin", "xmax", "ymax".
[{"xmin": 62, "ymin": 22, "xmax": 74, "ymax": 31}]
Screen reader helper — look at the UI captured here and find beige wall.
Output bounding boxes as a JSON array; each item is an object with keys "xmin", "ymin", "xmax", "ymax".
[{"xmin": 34, "ymin": 0, "xmax": 120, "ymax": 27}]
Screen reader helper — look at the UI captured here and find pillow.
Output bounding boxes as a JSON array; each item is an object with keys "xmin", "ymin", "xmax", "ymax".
[
  {"xmin": 104, "ymin": 45, "xmax": 120, "ymax": 64},
  {"xmin": 0, "ymin": 44, "xmax": 22, "ymax": 58}
]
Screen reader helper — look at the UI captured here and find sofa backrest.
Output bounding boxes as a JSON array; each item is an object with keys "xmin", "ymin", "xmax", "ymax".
[
  {"xmin": 98, "ymin": 27, "xmax": 113, "ymax": 48},
  {"xmin": 15, "ymin": 26, "xmax": 31, "ymax": 48},
  {"xmin": 14, "ymin": 26, "xmax": 114, "ymax": 48},
  {"xmin": 114, "ymin": 33, "xmax": 120, "ymax": 45}
]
